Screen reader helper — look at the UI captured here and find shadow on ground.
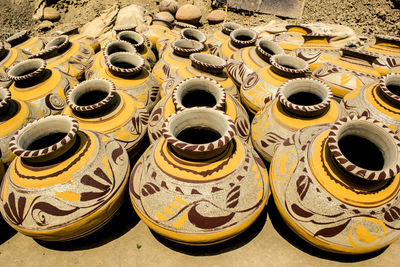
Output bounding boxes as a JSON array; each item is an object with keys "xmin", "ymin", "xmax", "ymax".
[{"xmin": 0, "ymin": 219, "xmax": 17, "ymax": 245}]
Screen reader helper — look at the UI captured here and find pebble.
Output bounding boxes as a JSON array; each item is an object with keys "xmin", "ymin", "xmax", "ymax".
[
  {"xmin": 155, "ymin": 11, "xmax": 175, "ymax": 23},
  {"xmin": 159, "ymin": 0, "xmax": 178, "ymax": 16},
  {"xmin": 43, "ymin": 7, "xmax": 61, "ymax": 22},
  {"xmin": 176, "ymin": 4, "xmax": 202, "ymax": 25},
  {"xmin": 37, "ymin": 20, "xmax": 54, "ymax": 32},
  {"xmin": 207, "ymin": 10, "xmax": 225, "ymax": 25}
]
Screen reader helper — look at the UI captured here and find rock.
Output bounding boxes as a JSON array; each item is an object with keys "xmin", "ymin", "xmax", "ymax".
[
  {"xmin": 159, "ymin": 0, "xmax": 178, "ymax": 15},
  {"xmin": 207, "ymin": 10, "xmax": 225, "ymax": 24},
  {"xmin": 37, "ymin": 20, "xmax": 54, "ymax": 32},
  {"xmin": 176, "ymin": 4, "xmax": 202, "ymax": 25},
  {"xmin": 43, "ymin": 7, "xmax": 61, "ymax": 22},
  {"xmin": 114, "ymin": 4, "xmax": 152, "ymax": 33},
  {"xmin": 80, "ymin": 5, "xmax": 119, "ymax": 40},
  {"xmin": 32, "ymin": 0, "xmax": 45, "ymax": 21},
  {"xmin": 155, "ymin": 11, "xmax": 174, "ymax": 23}
]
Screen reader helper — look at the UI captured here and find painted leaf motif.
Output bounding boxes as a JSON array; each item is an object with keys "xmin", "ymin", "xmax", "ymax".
[
  {"xmin": 291, "ymin": 203, "xmax": 313, "ymax": 218},
  {"xmin": 314, "ymin": 219, "xmax": 351, "ymax": 238},
  {"xmin": 3, "ymin": 192, "xmax": 26, "ymax": 225},
  {"xmin": 226, "ymin": 185, "xmax": 240, "ymax": 209},
  {"xmin": 384, "ymin": 206, "xmax": 400, "ymax": 222},
  {"xmin": 296, "ymin": 175, "xmax": 313, "ymax": 201},
  {"xmin": 188, "ymin": 203, "xmax": 234, "ymax": 229},
  {"xmin": 141, "ymin": 182, "xmax": 160, "ymax": 196},
  {"xmin": 32, "ymin": 202, "xmax": 79, "ymax": 226}
]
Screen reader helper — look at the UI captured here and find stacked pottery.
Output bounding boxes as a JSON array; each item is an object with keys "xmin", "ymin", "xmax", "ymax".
[
  {"xmin": 364, "ymin": 35, "xmax": 400, "ymax": 75},
  {"xmin": 6, "ymin": 30, "xmax": 46, "ymax": 54},
  {"xmin": 312, "ymin": 48, "xmax": 380, "ymax": 99},
  {"xmin": 240, "ymin": 54, "xmax": 310, "ymax": 115},
  {"xmin": 251, "ymin": 78, "xmax": 347, "ymax": 162},
  {"xmin": 63, "ymin": 79, "xmax": 149, "ymax": 158},
  {"xmin": 0, "ymin": 115, "xmax": 130, "ymax": 241},
  {"xmin": 270, "ymin": 116, "xmax": 400, "ymax": 254},
  {"xmin": 87, "ymin": 52, "xmax": 160, "ymax": 111},
  {"xmin": 272, "ymin": 25, "xmax": 312, "ymax": 52},
  {"xmin": 207, "ymin": 22, "xmax": 242, "ymax": 55},
  {"xmin": 148, "ymin": 77, "xmax": 250, "ymax": 143},
  {"xmin": 130, "ymin": 107, "xmax": 269, "ymax": 245},
  {"xmin": 156, "ymin": 22, "xmax": 198, "ymax": 55},
  {"xmin": 7, "ymin": 58, "xmax": 78, "ymax": 116},
  {"xmin": 0, "ymin": 41, "xmax": 29, "ymax": 88},
  {"xmin": 0, "ymin": 87, "xmax": 42, "ymax": 165},
  {"xmin": 141, "ymin": 19, "xmax": 173, "ymax": 49},
  {"xmin": 161, "ymin": 53, "xmax": 239, "ymax": 99}
]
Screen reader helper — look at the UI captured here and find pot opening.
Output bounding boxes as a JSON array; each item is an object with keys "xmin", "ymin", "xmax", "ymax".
[
  {"xmin": 27, "ymin": 132, "xmax": 67, "ymax": 150},
  {"xmin": 11, "ymin": 61, "xmax": 41, "ymax": 77},
  {"xmin": 105, "ymin": 41, "xmax": 135, "ymax": 56},
  {"xmin": 274, "ymin": 55, "xmax": 308, "ymax": 71},
  {"xmin": 181, "ymin": 29, "xmax": 206, "ymax": 43},
  {"xmin": 235, "ymin": 35, "xmax": 253, "ymax": 41},
  {"xmin": 120, "ymin": 36, "xmax": 138, "ymax": 45},
  {"xmin": 384, "ymin": 75, "xmax": 400, "ymax": 96},
  {"xmin": 387, "ymin": 84, "xmax": 400, "ymax": 96},
  {"xmin": 181, "ymin": 89, "xmax": 217, "ymax": 108},
  {"xmin": 287, "ymin": 92, "xmax": 322, "ymax": 106},
  {"xmin": 76, "ymin": 90, "xmax": 109, "ymax": 106},
  {"xmin": 177, "ymin": 126, "xmax": 222, "ymax": 144}
]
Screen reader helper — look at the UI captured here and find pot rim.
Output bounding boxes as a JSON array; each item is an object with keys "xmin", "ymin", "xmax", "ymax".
[
  {"xmin": 103, "ymin": 40, "xmax": 137, "ymax": 58},
  {"xmin": 171, "ymin": 39, "xmax": 204, "ymax": 57},
  {"xmin": 174, "ymin": 21, "xmax": 197, "ymax": 30},
  {"xmin": 180, "ymin": 28, "xmax": 207, "ymax": 43},
  {"xmin": 116, "ymin": 31, "xmax": 145, "ymax": 52},
  {"xmin": 230, "ymin": 28, "xmax": 257, "ymax": 48},
  {"xmin": 0, "ymin": 86, "xmax": 11, "ymax": 108},
  {"xmin": 221, "ymin": 22, "xmax": 242, "ymax": 35},
  {"xmin": 105, "ymin": 52, "xmax": 145, "ymax": 76},
  {"xmin": 189, "ymin": 53, "xmax": 227, "ymax": 74},
  {"xmin": 270, "ymin": 54, "xmax": 310, "ymax": 74},
  {"xmin": 6, "ymin": 30, "xmax": 30, "ymax": 46},
  {"xmin": 378, "ymin": 73, "xmax": 400, "ymax": 105},
  {"xmin": 256, "ymin": 39, "xmax": 284, "ymax": 62},
  {"xmin": 7, "ymin": 58, "xmax": 47, "ymax": 82}
]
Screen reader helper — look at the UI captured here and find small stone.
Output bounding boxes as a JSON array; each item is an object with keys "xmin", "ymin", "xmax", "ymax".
[
  {"xmin": 176, "ymin": 4, "xmax": 202, "ymax": 25},
  {"xmin": 43, "ymin": 7, "xmax": 60, "ymax": 22},
  {"xmin": 159, "ymin": 0, "xmax": 178, "ymax": 16},
  {"xmin": 155, "ymin": 11, "xmax": 174, "ymax": 24},
  {"xmin": 207, "ymin": 10, "xmax": 225, "ymax": 25},
  {"xmin": 37, "ymin": 20, "xmax": 54, "ymax": 32}
]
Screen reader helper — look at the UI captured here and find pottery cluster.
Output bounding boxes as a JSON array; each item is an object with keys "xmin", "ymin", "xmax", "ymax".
[{"xmin": 0, "ymin": 20, "xmax": 400, "ymax": 256}]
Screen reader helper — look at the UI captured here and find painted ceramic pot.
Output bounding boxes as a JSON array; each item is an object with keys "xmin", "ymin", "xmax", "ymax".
[
  {"xmin": 87, "ymin": 52, "xmax": 160, "ymax": 111},
  {"xmin": 312, "ymin": 48, "xmax": 381, "ymax": 99},
  {"xmin": 227, "ymin": 39, "xmax": 285, "ymax": 86},
  {"xmin": 240, "ymin": 54, "xmax": 310, "ymax": 115},
  {"xmin": 0, "ymin": 41, "xmax": 29, "ymax": 88},
  {"xmin": 161, "ymin": 53, "xmax": 239, "ymax": 99},
  {"xmin": 6, "ymin": 30, "xmax": 46, "ymax": 54},
  {"xmin": 292, "ymin": 33, "xmax": 340, "ymax": 72},
  {"xmin": 63, "ymin": 79, "xmax": 149, "ymax": 157},
  {"xmin": 342, "ymin": 73, "xmax": 400, "ymax": 134},
  {"xmin": 148, "ymin": 77, "xmax": 250, "ymax": 143},
  {"xmin": 270, "ymin": 116, "xmax": 400, "ymax": 254},
  {"xmin": 272, "ymin": 25, "xmax": 312, "ymax": 52},
  {"xmin": 0, "ymin": 157, "xmax": 4, "ymax": 180},
  {"xmin": 0, "ymin": 87, "xmax": 42, "ymax": 165},
  {"xmin": 69, "ymin": 34, "xmax": 101, "ymax": 53},
  {"xmin": 7, "ymin": 58, "xmax": 78, "ymax": 116},
  {"xmin": 141, "ymin": 19, "xmax": 173, "ymax": 49},
  {"xmin": 28, "ymin": 35, "xmax": 95, "ymax": 80},
  {"xmin": 130, "ymin": 107, "xmax": 269, "ymax": 245},
  {"xmin": 152, "ymin": 39, "xmax": 205, "ymax": 85},
  {"xmin": 156, "ymin": 22, "xmax": 199, "ymax": 55},
  {"xmin": 207, "ymin": 22, "xmax": 242, "ymax": 55},
  {"xmin": 0, "ymin": 115, "xmax": 130, "ymax": 241},
  {"xmin": 251, "ymin": 78, "xmax": 347, "ymax": 162},
  {"xmin": 219, "ymin": 28, "xmax": 258, "ymax": 60}
]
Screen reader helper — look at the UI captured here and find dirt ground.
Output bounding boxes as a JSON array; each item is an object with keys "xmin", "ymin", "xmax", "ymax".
[{"xmin": 1, "ymin": 0, "xmax": 400, "ymax": 40}]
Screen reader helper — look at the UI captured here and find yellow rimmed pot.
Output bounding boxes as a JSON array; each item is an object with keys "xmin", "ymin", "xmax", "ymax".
[
  {"xmin": 6, "ymin": 30, "xmax": 46, "ymax": 54},
  {"xmin": 219, "ymin": 28, "xmax": 258, "ymax": 60}
]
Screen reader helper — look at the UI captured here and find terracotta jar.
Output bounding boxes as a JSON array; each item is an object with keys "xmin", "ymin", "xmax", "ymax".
[
  {"xmin": 342, "ymin": 73, "xmax": 400, "ymax": 133},
  {"xmin": 207, "ymin": 22, "xmax": 242, "ymax": 55},
  {"xmin": 251, "ymin": 78, "xmax": 347, "ymax": 162},
  {"xmin": 312, "ymin": 48, "xmax": 381, "ymax": 99},
  {"xmin": 0, "ymin": 115, "xmax": 130, "ymax": 241},
  {"xmin": 0, "ymin": 41, "xmax": 29, "ymax": 88},
  {"xmin": 130, "ymin": 107, "xmax": 269, "ymax": 245},
  {"xmin": 7, "ymin": 58, "xmax": 78, "ymax": 116},
  {"xmin": 0, "ymin": 87, "xmax": 42, "ymax": 165},
  {"xmin": 6, "ymin": 30, "xmax": 46, "ymax": 54},
  {"xmin": 87, "ymin": 52, "xmax": 160, "ymax": 111},
  {"xmin": 240, "ymin": 54, "xmax": 310, "ymax": 115},
  {"xmin": 270, "ymin": 116, "xmax": 400, "ymax": 254},
  {"xmin": 148, "ymin": 77, "xmax": 250, "ymax": 143},
  {"xmin": 219, "ymin": 28, "xmax": 258, "ymax": 60},
  {"xmin": 152, "ymin": 39, "xmax": 205, "ymax": 84},
  {"xmin": 161, "ymin": 53, "xmax": 239, "ymax": 99},
  {"xmin": 272, "ymin": 24, "xmax": 312, "ymax": 52},
  {"xmin": 63, "ymin": 79, "xmax": 149, "ymax": 157},
  {"xmin": 28, "ymin": 35, "xmax": 95, "ymax": 80},
  {"xmin": 156, "ymin": 22, "xmax": 199, "ymax": 54},
  {"xmin": 141, "ymin": 19, "xmax": 173, "ymax": 49}
]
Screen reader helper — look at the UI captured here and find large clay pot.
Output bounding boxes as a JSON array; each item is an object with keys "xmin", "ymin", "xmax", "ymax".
[
  {"xmin": 161, "ymin": 53, "xmax": 239, "ymax": 99},
  {"xmin": 207, "ymin": 22, "xmax": 242, "ymax": 55},
  {"xmin": 63, "ymin": 79, "xmax": 149, "ymax": 157},
  {"xmin": 0, "ymin": 115, "xmax": 130, "ymax": 241},
  {"xmin": 141, "ymin": 19, "xmax": 173, "ymax": 49},
  {"xmin": 28, "ymin": 35, "xmax": 95, "ymax": 80},
  {"xmin": 0, "ymin": 87, "xmax": 42, "ymax": 165},
  {"xmin": 87, "ymin": 52, "xmax": 160, "ymax": 112},
  {"xmin": 130, "ymin": 107, "xmax": 269, "ymax": 245},
  {"xmin": 251, "ymin": 78, "xmax": 347, "ymax": 162},
  {"xmin": 270, "ymin": 116, "xmax": 400, "ymax": 254},
  {"xmin": 7, "ymin": 58, "xmax": 78, "ymax": 116},
  {"xmin": 148, "ymin": 77, "xmax": 250, "ymax": 143},
  {"xmin": 156, "ymin": 23, "xmax": 200, "ymax": 55},
  {"xmin": 6, "ymin": 30, "xmax": 46, "ymax": 54},
  {"xmin": 240, "ymin": 54, "xmax": 310, "ymax": 115},
  {"xmin": 272, "ymin": 25, "xmax": 312, "ymax": 52},
  {"xmin": 219, "ymin": 28, "xmax": 258, "ymax": 60},
  {"xmin": 0, "ymin": 41, "xmax": 29, "ymax": 88},
  {"xmin": 312, "ymin": 48, "xmax": 380, "ymax": 99}
]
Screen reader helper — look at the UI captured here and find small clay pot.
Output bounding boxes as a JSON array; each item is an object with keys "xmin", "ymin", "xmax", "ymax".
[
  {"xmin": 219, "ymin": 28, "xmax": 258, "ymax": 59},
  {"xmin": 207, "ymin": 22, "xmax": 243, "ymax": 54}
]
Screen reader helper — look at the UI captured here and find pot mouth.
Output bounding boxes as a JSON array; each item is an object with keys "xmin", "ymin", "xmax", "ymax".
[
  {"xmin": 116, "ymin": 31, "xmax": 145, "ymax": 52},
  {"xmin": 256, "ymin": 39, "xmax": 284, "ymax": 62},
  {"xmin": 171, "ymin": 39, "xmax": 205, "ymax": 57},
  {"xmin": 180, "ymin": 28, "xmax": 207, "ymax": 43},
  {"xmin": 174, "ymin": 21, "xmax": 197, "ymax": 30},
  {"xmin": 341, "ymin": 47, "xmax": 378, "ymax": 63},
  {"xmin": 230, "ymin": 28, "xmax": 257, "ymax": 48},
  {"xmin": 105, "ymin": 52, "xmax": 145, "ymax": 76},
  {"xmin": 189, "ymin": 53, "xmax": 227, "ymax": 74},
  {"xmin": 0, "ymin": 86, "xmax": 11, "ymax": 108},
  {"xmin": 327, "ymin": 116, "xmax": 400, "ymax": 181},
  {"xmin": 9, "ymin": 115, "xmax": 79, "ymax": 159},
  {"xmin": 375, "ymin": 34, "xmax": 400, "ymax": 45},
  {"xmin": 172, "ymin": 77, "xmax": 226, "ymax": 111},
  {"xmin": 285, "ymin": 24, "xmax": 312, "ymax": 34},
  {"xmin": 302, "ymin": 33, "xmax": 333, "ymax": 42},
  {"xmin": 67, "ymin": 78, "xmax": 116, "ymax": 114},
  {"xmin": 277, "ymin": 78, "xmax": 332, "ymax": 117},
  {"xmin": 221, "ymin": 22, "xmax": 242, "ymax": 35},
  {"xmin": 6, "ymin": 30, "xmax": 30, "ymax": 47},
  {"xmin": 103, "ymin": 40, "xmax": 136, "ymax": 57},
  {"xmin": 29, "ymin": 35, "xmax": 70, "ymax": 60},
  {"xmin": 7, "ymin": 58, "xmax": 47, "ymax": 81},
  {"xmin": 45, "ymin": 35, "xmax": 70, "ymax": 51},
  {"xmin": 378, "ymin": 73, "xmax": 400, "ymax": 105},
  {"xmin": 161, "ymin": 107, "xmax": 236, "ymax": 153},
  {"xmin": 270, "ymin": 54, "xmax": 310, "ymax": 74},
  {"xmin": 114, "ymin": 25, "xmax": 137, "ymax": 34}
]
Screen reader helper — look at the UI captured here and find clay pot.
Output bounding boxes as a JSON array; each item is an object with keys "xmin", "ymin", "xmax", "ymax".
[
  {"xmin": 161, "ymin": 53, "xmax": 239, "ymax": 99},
  {"xmin": 130, "ymin": 107, "xmax": 269, "ymax": 245},
  {"xmin": 159, "ymin": 0, "xmax": 179, "ymax": 15},
  {"xmin": 6, "ymin": 30, "xmax": 46, "ymax": 54},
  {"xmin": 149, "ymin": 77, "xmax": 250, "ymax": 143},
  {"xmin": 312, "ymin": 48, "xmax": 381, "ymax": 99},
  {"xmin": 0, "ymin": 86, "xmax": 42, "ymax": 165},
  {"xmin": 219, "ymin": 28, "xmax": 258, "ymax": 60},
  {"xmin": 252, "ymin": 78, "xmax": 347, "ymax": 162},
  {"xmin": 272, "ymin": 24, "xmax": 312, "ymax": 52},
  {"xmin": 7, "ymin": 58, "xmax": 78, "ymax": 116},
  {"xmin": 241, "ymin": 54, "xmax": 310, "ymax": 114},
  {"xmin": 0, "ymin": 115, "xmax": 130, "ymax": 241},
  {"xmin": 68, "ymin": 34, "xmax": 101, "ymax": 54},
  {"xmin": 141, "ymin": 19, "xmax": 173, "ymax": 49},
  {"xmin": 28, "ymin": 35, "xmax": 95, "ymax": 80},
  {"xmin": 270, "ymin": 115, "xmax": 400, "ymax": 254},
  {"xmin": 87, "ymin": 52, "xmax": 160, "ymax": 111},
  {"xmin": 207, "ymin": 22, "xmax": 242, "ymax": 55},
  {"xmin": 0, "ymin": 41, "xmax": 30, "ymax": 88},
  {"xmin": 63, "ymin": 79, "xmax": 149, "ymax": 157},
  {"xmin": 175, "ymin": 4, "xmax": 202, "ymax": 25}
]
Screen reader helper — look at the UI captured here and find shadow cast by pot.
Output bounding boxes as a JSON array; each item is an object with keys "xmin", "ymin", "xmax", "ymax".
[
  {"xmin": 151, "ymin": 204, "xmax": 268, "ymax": 256},
  {"xmin": 267, "ymin": 197, "xmax": 388, "ymax": 262},
  {"xmin": 0, "ymin": 218, "xmax": 17, "ymax": 245}
]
